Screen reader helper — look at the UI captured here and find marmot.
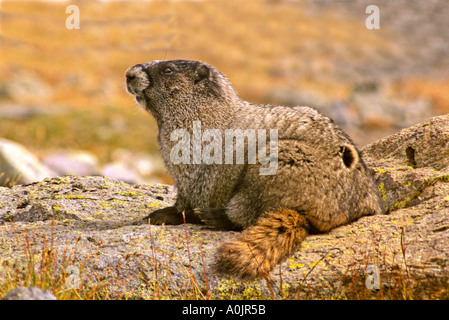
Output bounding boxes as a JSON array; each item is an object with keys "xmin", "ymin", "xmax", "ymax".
[{"xmin": 125, "ymin": 59, "xmax": 383, "ymax": 280}]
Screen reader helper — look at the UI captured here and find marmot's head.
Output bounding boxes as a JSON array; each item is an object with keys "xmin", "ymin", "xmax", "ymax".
[{"xmin": 125, "ymin": 60, "xmax": 239, "ymax": 122}]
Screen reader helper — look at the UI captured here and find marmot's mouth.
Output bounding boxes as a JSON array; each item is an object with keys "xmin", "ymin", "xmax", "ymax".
[
  {"xmin": 127, "ymin": 86, "xmax": 135, "ymax": 95},
  {"xmin": 135, "ymin": 95, "xmax": 146, "ymax": 107}
]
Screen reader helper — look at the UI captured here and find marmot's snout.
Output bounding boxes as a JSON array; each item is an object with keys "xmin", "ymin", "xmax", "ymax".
[{"xmin": 125, "ymin": 64, "xmax": 150, "ymax": 96}]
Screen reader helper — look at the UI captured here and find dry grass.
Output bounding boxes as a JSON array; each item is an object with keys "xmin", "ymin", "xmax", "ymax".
[
  {"xmin": 2, "ymin": 215, "xmax": 447, "ymax": 300},
  {"xmin": 0, "ymin": 222, "xmax": 110, "ymax": 300},
  {"xmin": 395, "ymin": 78, "xmax": 449, "ymax": 112},
  {"xmin": 0, "ymin": 0, "xmax": 399, "ymax": 107},
  {"xmin": 0, "ymin": 217, "xmax": 213, "ymax": 300}
]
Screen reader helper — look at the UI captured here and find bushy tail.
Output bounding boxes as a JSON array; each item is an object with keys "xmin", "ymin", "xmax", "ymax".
[{"xmin": 214, "ymin": 208, "xmax": 309, "ymax": 280}]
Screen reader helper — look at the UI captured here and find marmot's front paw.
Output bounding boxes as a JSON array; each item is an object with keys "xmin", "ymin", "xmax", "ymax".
[
  {"xmin": 195, "ymin": 208, "xmax": 241, "ymax": 231},
  {"xmin": 145, "ymin": 206, "xmax": 184, "ymax": 225}
]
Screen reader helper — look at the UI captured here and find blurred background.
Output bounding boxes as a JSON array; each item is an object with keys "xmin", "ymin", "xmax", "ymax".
[{"xmin": 0, "ymin": 0, "xmax": 448, "ymax": 186}]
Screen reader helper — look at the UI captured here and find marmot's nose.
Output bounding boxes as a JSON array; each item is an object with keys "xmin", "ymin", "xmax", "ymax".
[
  {"xmin": 125, "ymin": 64, "xmax": 142, "ymax": 82},
  {"xmin": 125, "ymin": 64, "xmax": 150, "ymax": 95},
  {"xmin": 125, "ymin": 73, "xmax": 136, "ymax": 82}
]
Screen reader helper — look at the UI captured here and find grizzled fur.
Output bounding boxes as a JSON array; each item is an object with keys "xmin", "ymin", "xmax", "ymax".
[{"xmin": 125, "ymin": 59, "xmax": 384, "ymax": 279}]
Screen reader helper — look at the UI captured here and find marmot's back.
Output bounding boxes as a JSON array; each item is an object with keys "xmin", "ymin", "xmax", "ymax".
[{"xmin": 226, "ymin": 103, "xmax": 383, "ymax": 229}]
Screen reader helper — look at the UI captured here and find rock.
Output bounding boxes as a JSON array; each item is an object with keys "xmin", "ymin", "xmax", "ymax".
[
  {"xmin": 362, "ymin": 114, "xmax": 449, "ymax": 172},
  {"xmin": 0, "ymin": 69, "xmax": 52, "ymax": 102},
  {"xmin": 100, "ymin": 149, "xmax": 167, "ymax": 184},
  {"xmin": 349, "ymin": 83, "xmax": 435, "ymax": 129},
  {"xmin": 265, "ymin": 85, "xmax": 435, "ymax": 133},
  {"xmin": 110, "ymin": 149, "xmax": 167, "ymax": 178},
  {"xmin": 0, "ymin": 103, "xmax": 70, "ymax": 120},
  {"xmin": 42, "ymin": 150, "xmax": 99, "ymax": 176},
  {"xmin": 2, "ymin": 287, "xmax": 57, "ymax": 300},
  {"xmin": 0, "ymin": 138, "xmax": 57, "ymax": 186},
  {"xmin": 1, "ymin": 116, "xmax": 449, "ymax": 299},
  {"xmin": 99, "ymin": 161, "xmax": 143, "ymax": 184}
]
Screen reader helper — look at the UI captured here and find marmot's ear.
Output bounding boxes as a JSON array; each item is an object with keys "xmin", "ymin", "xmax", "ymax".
[
  {"xmin": 340, "ymin": 144, "xmax": 359, "ymax": 169},
  {"xmin": 194, "ymin": 63, "xmax": 210, "ymax": 84}
]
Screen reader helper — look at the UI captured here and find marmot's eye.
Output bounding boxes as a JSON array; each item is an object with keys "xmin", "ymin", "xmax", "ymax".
[{"xmin": 163, "ymin": 67, "xmax": 173, "ymax": 74}]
